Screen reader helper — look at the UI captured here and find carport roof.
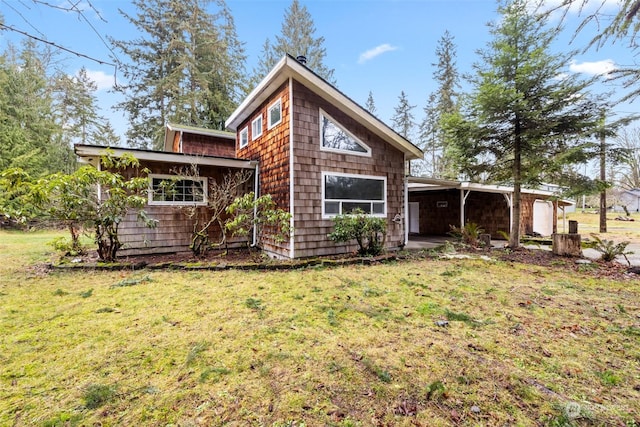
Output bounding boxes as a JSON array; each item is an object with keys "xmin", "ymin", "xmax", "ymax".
[{"xmin": 408, "ymin": 177, "xmax": 574, "ymax": 206}]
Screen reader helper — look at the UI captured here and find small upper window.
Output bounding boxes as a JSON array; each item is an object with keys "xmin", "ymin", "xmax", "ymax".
[
  {"xmin": 268, "ymin": 99, "xmax": 282, "ymax": 129},
  {"xmin": 150, "ymin": 175, "xmax": 207, "ymax": 206},
  {"xmin": 252, "ymin": 115, "xmax": 263, "ymax": 140},
  {"xmin": 320, "ymin": 110, "xmax": 371, "ymax": 156},
  {"xmin": 239, "ymin": 126, "xmax": 248, "ymax": 148}
]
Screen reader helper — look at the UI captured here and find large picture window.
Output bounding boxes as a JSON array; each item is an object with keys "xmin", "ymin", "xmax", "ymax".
[
  {"xmin": 149, "ymin": 175, "xmax": 207, "ymax": 205},
  {"xmin": 320, "ymin": 110, "xmax": 371, "ymax": 156},
  {"xmin": 322, "ymin": 172, "xmax": 386, "ymax": 217}
]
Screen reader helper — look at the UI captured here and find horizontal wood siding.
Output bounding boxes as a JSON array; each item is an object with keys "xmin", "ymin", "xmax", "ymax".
[
  {"xmin": 116, "ymin": 161, "xmax": 251, "ymax": 256},
  {"xmin": 236, "ymin": 82, "xmax": 291, "ymax": 257},
  {"xmin": 291, "ymin": 81, "xmax": 406, "ymax": 258},
  {"xmin": 182, "ymin": 133, "xmax": 236, "ymax": 158}
]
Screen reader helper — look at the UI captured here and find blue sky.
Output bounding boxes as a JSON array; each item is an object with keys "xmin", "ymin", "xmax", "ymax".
[{"xmin": 0, "ymin": 0, "xmax": 635, "ymax": 144}]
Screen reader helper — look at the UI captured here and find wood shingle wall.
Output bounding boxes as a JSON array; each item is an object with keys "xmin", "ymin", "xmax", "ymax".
[
  {"xmin": 236, "ymin": 82, "xmax": 291, "ymax": 257},
  {"xmin": 116, "ymin": 162, "xmax": 250, "ymax": 256},
  {"xmin": 181, "ymin": 133, "xmax": 236, "ymax": 158},
  {"xmin": 291, "ymin": 81, "xmax": 406, "ymax": 258}
]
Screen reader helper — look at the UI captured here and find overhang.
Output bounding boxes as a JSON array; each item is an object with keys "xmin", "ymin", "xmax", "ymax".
[
  {"xmin": 225, "ymin": 54, "xmax": 424, "ymax": 160},
  {"xmin": 408, "ymin": 176, "xmax": 574, "ymax": 206},
  {"xmin": 75, "ymin": 144, "xmax": 257, "ymax": 170}
]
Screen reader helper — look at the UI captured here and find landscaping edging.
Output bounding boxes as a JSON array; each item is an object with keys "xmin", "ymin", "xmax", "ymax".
[{"xmin": 50, "ymin": 253, "xmax": 402, "ymax": 272}]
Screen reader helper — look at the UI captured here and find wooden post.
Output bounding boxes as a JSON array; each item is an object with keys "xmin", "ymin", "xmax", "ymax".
[{"xmin": 568, "ymin": 220, "xmax": 578, "ymax": 234}]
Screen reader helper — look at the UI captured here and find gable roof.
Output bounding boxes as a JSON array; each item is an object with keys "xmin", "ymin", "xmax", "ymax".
[
  {"xmin": 163, "ymin": 122, "xmax": 235, "ymax": 152},
  {"xmin": 225, "ymin": 54, "xmax": 424, "ymax": 160}
]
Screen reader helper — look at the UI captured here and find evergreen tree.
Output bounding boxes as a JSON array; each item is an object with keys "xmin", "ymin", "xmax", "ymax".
[
  {"xmin": 444, "ymin": 0, "xmax": 604, "ymax": 248},
  {"xmin": 111, "ymin": 0, "xmax": 246, "ymax": 149},
  {"xmin": 0, "ymin": 41, "xmax": 72, "ymax": 176},
  {"xmin": 249, "ymin": 0, "xmax": 334, "ymax": 88},
  {"xmin": 415, "ymin": 92, "xmax": 438, "ymax": 177},
  {"xmin": 365, "ymin": 91, "xmax": 377, "ymax": 115},
  {"xmin": 417, "ymin": 31, "xmax": 460, "ymax": 179},
  {"xmin": 52, "ymin": 67, "xmax": 104, "ymax": 146},
  {"xmin": 391, "ymin": 90, "xmax": 415, "ymax": 140}
]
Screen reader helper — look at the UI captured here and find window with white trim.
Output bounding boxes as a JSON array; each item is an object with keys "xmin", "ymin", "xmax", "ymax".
[
  {"xmin": 239, "ymin": 126, "xmax": 248, "ymax": 148},
  {"xmin": 149, "ymin": 174, "xmax": 207, "ymax": 205},
  {"xmin": 251, "ymin": 115, "xmax": 263, "ymax": 140},
  {"xmin": 268, "ymin": 99, "xmax": 282, "ymax": 129},
  {"xmin": 322, "ymin": 172, "xmax": 386, "ymax": 217},
  {"xmin": 320, "ymin": 110, "xmax": 371, "ymax": 156}
]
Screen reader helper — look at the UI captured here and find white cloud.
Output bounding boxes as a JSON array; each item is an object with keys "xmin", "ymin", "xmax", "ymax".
[
  {"xmin": 84, "ymin": 69, "xmax": 114, "ymax": 91},
  {"xmin": 358, "ymin": 43, "xmax": 399, "ymax": 64},
  {"xmin": 569, "ymin": 59, "xmax": 616, "ymax": 76}
]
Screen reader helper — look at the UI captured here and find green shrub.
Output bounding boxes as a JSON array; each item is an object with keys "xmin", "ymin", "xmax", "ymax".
[
  {"xmin": 449, "ymin": 222, "xmax": 485, "ymax": 247},
  {"xmin": 589, "ymin": 234, "xmax": 633, "ymax": 265},
  {"xmin": 328, "ymin": 208, "xmax": 386, "ymax": 256}
]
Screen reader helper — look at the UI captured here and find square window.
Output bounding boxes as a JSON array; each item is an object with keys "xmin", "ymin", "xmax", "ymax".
[
  {"xmin": 268, "ymin": 99, "xmax": 282, "ymax": 129},
  {"xmin": 239, "ymin": 127, "xmax": 248, "ymax": 148},
  {"xmin": 252, "ymin": 115, "xmax": 263, "ymax": 140}
]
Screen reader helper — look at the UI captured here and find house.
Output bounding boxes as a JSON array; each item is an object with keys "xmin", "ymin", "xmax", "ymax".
[
  {"xmin": 76, "ymin": 54, "xmax": 423, "ymax": 258},
  {"xmin": 75, "ymin": 54, "xmax": 572, "ymax": 258}
]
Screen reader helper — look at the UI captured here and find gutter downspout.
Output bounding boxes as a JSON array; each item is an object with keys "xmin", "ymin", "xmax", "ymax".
[
  {"xmin": 252, "ymin": 162, "xmax": 259, "ymax": 247},
  {"xmin": 403, "ymin": 158, "xmax": 409, "ymax": 246},
  {"xmin": 288, "ymin": 77, "xmax": 295, "ymax": 259}
]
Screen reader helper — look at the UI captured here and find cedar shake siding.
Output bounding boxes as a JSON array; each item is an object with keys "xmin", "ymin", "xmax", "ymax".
[
  {"xmin": 236, "ymin": 82, "xmax": 291, "ymax": 257},
  {"xmin": 181, "ymin": 133, "xmax": 235, "ymax": 158},
  {"xmin": 409, "ymin": 189, "xmax": 559, "ymax": 239},
  {"xmin": 291, "ymin": 81, "xmax": 405, "ymax": 258},
  {"xmin": 116, "ymin": 162, "xmax": 252, "ymax": 256}
]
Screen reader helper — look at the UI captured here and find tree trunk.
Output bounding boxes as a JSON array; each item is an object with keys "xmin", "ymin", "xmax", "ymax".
[
  {"xmin": 599, "ymin": 113, "xmax": 607, "ymax": 232},
  {"xmin": 509, "ymin": 119, "xmax": 522, "ymax": 248}
]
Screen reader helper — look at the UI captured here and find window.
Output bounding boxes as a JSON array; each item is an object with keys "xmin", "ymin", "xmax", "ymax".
[
  {"xmin": 322, "ymin": 172, "xmax": 386, "ymax": 217},
  {"xmin": 251, "ymin": 115, "xmax": 263, "ymax": 140},
  {"xmin": 268, "ymin": 99, "xmax": 282, "ymax": 129},
  {"xmin": 149, "ymin": 175, "xmax": 207, "ymax": 205},
  {"xmin": 320, "ymin": 110, "xmax": 371, "ymax": 156},
  {"xmin": 239, "ymin": 126, "xmax": 248, "ymax": 148}
]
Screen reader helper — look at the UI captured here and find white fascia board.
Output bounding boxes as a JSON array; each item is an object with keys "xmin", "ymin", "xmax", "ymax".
[{"xmin": 74, "ymin": 145, "xmax": 257, "ymax": 169}]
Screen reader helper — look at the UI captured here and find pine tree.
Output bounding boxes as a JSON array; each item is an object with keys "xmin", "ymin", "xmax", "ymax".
[
  {"xmin": 249, "ymin": 0, "xmax": 334, "ymax": 88},
  {"xmin": 417, "ymin": 31, "xmax": 460, "ymax": 179},
  {"xmin": 111, "ymin": 0, "xmax": 246, "ymax": 149},
  {"xmin": 445, "ymin": 0, "xmax": 604, "ymax": 248},
  {"xmin": 365, "ymin": 91, "xmax": 377, "ymax": 115},
  {"xmin": 391, "ymin": 91, "xmax": 415, "ymax": 140},
  {"xmin": 415, "ymin": 92, "xmax": 438, "ymax": 177},
  {"xmin": 0, "ymin": 41, "xmax": 72, "ymax": 176}
]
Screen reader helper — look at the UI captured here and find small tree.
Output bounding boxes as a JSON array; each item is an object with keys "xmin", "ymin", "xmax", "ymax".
[
  {"xmin": 225, "ymin": 192, "xmax": 291, "ymax": 250},
  {"xmin": 166, "ymin": 168, "xmax": 253, "ymax": 256},
  {"xmin": 328, "ymin": 209, "xmax": 387, "ymax": 256}
]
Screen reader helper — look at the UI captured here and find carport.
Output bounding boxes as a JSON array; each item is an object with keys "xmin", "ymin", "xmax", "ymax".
[{"xmin": 406, "ymin": 177, "xmax": 573, "ymax": 241}]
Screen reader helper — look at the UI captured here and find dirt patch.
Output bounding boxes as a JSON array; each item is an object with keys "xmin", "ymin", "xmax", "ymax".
[{"xmin": 55, "ymin": 245, "xmax": 639, "ymax": 280}]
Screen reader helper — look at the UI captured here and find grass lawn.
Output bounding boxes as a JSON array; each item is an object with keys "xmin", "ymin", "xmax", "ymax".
[{"xmin": 0, "ymin": 223, "xmax": 639, "ymax": 426}]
